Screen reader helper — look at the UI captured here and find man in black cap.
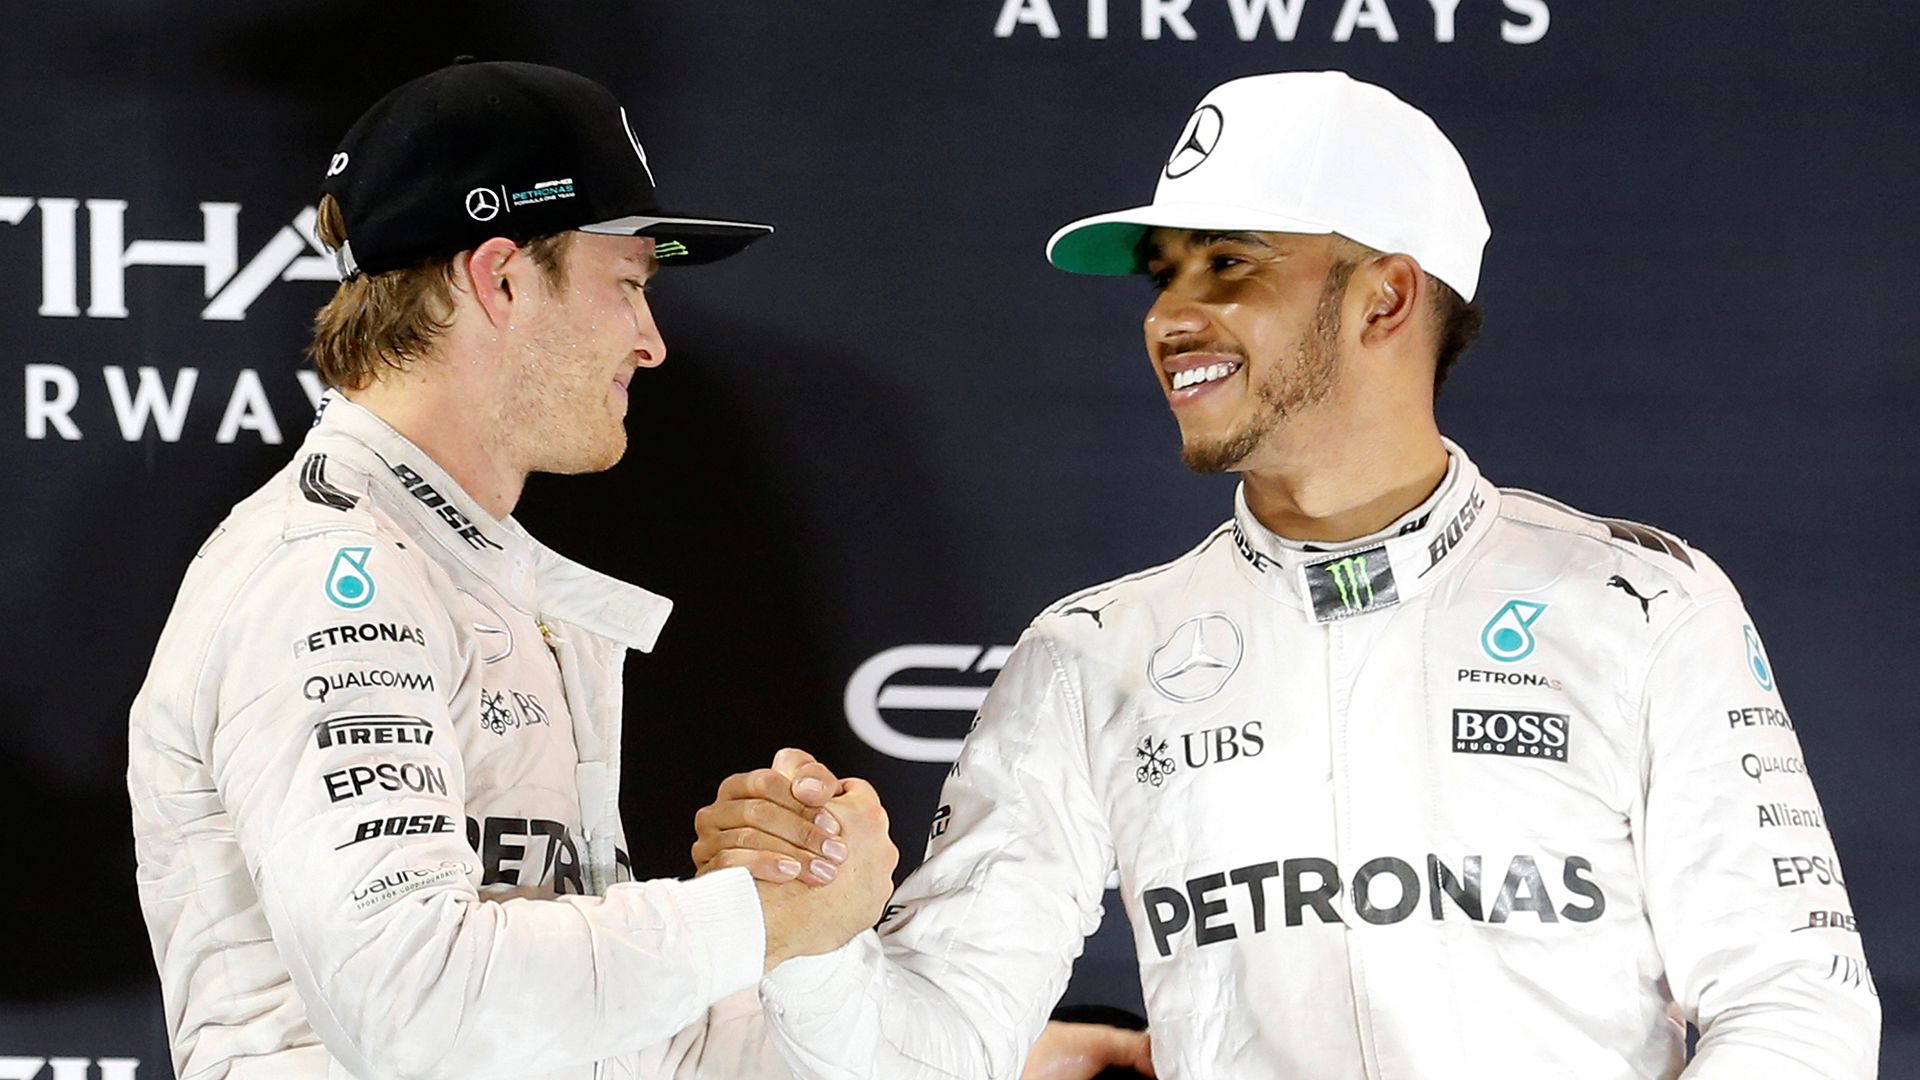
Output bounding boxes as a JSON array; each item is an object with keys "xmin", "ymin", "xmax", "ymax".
[
  {"xmin": 130, "ymin": 57, "xmax": 1148, "ymax": 1080},
  {"xmin": 128, "ymin": 59, "xmax": 899, "ymax": 1079}
]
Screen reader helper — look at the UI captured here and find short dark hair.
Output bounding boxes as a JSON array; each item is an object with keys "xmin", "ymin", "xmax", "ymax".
[
  {"xmin": 1429, "ymin": 278, "xmax": 1482, "ymax": 399},
  {"xmin": 1332, "ymin": 235, "xmax": 1482, "ymax": 399}
]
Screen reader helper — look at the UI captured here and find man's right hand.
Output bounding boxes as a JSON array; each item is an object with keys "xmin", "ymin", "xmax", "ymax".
[
  {"xmin": 751, "ymin": 778, "xmax": 898, "ymax": 968},
  {"xmin": 693, "ymin": 750, "xmax": 900, "ymax": 969}
]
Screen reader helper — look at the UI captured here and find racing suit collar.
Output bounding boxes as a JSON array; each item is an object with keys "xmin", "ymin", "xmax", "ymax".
[
  {"xmin": 1229, "ymin": 438, "xmax": 1500, "ymax": 623},
  {"xmin": 310, "ymin": 392, "xmax": 673, "ymax": 652}
]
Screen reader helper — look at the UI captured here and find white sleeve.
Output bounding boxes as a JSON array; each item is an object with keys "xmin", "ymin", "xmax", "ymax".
[
  {"xmin": 631, "ymin": 989, "xmax": 797, "ymax": 1078},
  {"xmin": 1633, "ymin": 594, "xmax": 1880, "ymax": 1077},
  {"xmin": 208, "ymin": 531, "xmax": 766, "ymax": 1080},
  {"xmin": 758, "ymin": 629, "xmax": 1115, "ymax": 1079}
]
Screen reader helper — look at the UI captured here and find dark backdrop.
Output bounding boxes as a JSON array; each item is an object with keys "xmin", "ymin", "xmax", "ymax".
[{"xmin": 1, "ymin": 2, "xmax": 1914, "ymax": 1073}]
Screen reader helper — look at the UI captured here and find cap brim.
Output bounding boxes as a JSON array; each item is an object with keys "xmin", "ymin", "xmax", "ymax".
[
  {"xmin": 1046, "ymin": 203, "xmax": 1332, "ymax": 275},
  {"xmin": 579, "ymin": 212, "xmax": 774, "ymax": 265}
]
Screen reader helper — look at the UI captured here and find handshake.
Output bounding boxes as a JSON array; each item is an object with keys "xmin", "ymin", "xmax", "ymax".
[
  {"xmin": 690, "ymin": 748, "xmax": 1158, "ymax": 1079},
  {"xmin": 690, "ymin": 748, "xmax": 900, "ymax": 970}
]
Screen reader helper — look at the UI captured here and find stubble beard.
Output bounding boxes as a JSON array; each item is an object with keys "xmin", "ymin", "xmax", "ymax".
[
  {"xmin": 497, "ymin": 329, "xmax": 628, "ymax": 478},
  {"xmin": 1179, "ymin": 262, "xmax": 1353, "ymax": 475}
]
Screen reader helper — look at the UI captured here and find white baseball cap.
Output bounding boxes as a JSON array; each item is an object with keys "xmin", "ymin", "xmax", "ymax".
[{"xmin": 1046, "ymin": 71, "xmax": 1491, "ymax": 301}]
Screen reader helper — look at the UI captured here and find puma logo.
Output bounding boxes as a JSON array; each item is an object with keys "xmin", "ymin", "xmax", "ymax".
[
  {"xmin": 1607, "ymin": 575, "xmax": 1669, "ymax": 622},
  {"xmin": 1063, "ymin": 599, "xmax": 1118, "ymax": 628}
]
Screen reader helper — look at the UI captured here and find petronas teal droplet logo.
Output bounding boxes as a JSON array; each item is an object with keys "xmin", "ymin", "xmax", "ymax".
[
  {"xmin": 325, "ymin": 546, "xmax": 376, "ymax": 609},
  {"xmin": 1480, "ymin": 600, "xmax": 1547, "ymax": 663},
  {"xmin": 1744, "ymin": 624, "xmax": 1775, "ymax": 691}
]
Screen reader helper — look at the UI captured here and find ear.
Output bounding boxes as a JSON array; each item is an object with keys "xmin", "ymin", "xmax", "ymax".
[
  {"xmin": 1355, "ymin": 253, "xmax": 1423, "ymax": 349},
  {"xmin": 458, "ymin": 237, "xmax": 531, "ymax": 329}
]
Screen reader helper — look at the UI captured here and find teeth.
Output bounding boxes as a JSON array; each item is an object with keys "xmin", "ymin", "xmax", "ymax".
[{"xmin": 1172, "ymin": 362, "xmax": 1240, "ymax": 391}]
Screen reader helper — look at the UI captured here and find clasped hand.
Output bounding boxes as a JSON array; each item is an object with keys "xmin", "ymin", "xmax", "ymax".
[
  {"xmin": 689, "ymin": 749, "xmax": 1156, "ymax": 1078},
  {"xmin": 691, "ymin": 748, "xmax": 898, "ymax": 970}
]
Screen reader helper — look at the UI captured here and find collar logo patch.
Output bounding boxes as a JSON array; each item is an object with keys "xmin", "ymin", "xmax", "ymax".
[
  {"xmin": 1481, "ymin": 600, "xmax": 1548, "ymax": 663},
  {"xmin": 1305, "ymin": 545, "xmax": 1398, "ymax": 623},
  {"xmin": 1420, "ymin": 488, "xmax": 1486, "ymax": 578},
  {"xmin": 1147, "ymin": 613, "xmax": 1244, "ymax": 703},
  {"xmin": 325, "ymin": 546, "xmax": 376, "ymax": 609},
  {"xmin": 1231, "ymin": 522, "xmax": 1279, "ymax": 574}
]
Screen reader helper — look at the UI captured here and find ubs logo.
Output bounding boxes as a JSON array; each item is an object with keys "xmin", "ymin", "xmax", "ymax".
[{"xmin": 1146, "ymin": 613, "xmax": 1244, "ymax": 702}]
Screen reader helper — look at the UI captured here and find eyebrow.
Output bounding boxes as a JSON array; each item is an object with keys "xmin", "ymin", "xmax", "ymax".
[
  {"xmin": 1141, "ymin": 230, "xmax": 1275, "ymax": 262},
  {"xmin": 1192, "ymin": 231, "xmax": 1274, "ymax": 249}
]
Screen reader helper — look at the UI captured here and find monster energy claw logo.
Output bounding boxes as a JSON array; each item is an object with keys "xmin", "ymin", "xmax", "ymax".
[
  {"xmin": 1305, "ymin": 544, "xmax": 1398, "ymax": 623},
  {"xmin": 1327, "ymin": 556, "xmax": 1373, "ymax": 612}
]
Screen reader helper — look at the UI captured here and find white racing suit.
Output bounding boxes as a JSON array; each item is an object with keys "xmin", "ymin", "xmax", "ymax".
[
  {"xmin": 760, "ymin": 442, "xmax": 1880, "ymax": 1079},
  {"xmin": 129, "ymin": 394, "xmax": 790, "ymax": 1079}
]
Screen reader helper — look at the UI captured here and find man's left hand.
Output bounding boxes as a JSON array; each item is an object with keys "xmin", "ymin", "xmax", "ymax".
[{"xmin": 1022, "ymin": 1021, "xmax": 1156, "ymax": 1079}]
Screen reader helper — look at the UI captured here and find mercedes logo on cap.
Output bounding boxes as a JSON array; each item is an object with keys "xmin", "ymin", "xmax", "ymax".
[
  {"xmin": 465, "ymin": 186, "xmax": 502, "ymax": 222},
  {"xmin": 1146, "ymin": 612, "xmax": 1244, "ymax": 703},
  {"xmin": 1165, "ymin": 105, "xmax": 1224, "ymax": 180}
]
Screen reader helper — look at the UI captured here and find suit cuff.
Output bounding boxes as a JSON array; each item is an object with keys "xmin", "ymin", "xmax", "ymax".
[
  {"xmin": 759, "ymin": 930, "xmax": 877, "ymax": 1007},
  {"xmin": 677, "ymin": 867, "xmax": 766, "ymax": 1001}
]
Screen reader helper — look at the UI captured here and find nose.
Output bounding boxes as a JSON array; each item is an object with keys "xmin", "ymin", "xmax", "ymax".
[
  {"xmin": 633, "ymin": 289, "xmax": 667, "ymax": 368},
  {"xmin": 1145, "ymin": 284, "xmax": 1211, "ymax": 345}
]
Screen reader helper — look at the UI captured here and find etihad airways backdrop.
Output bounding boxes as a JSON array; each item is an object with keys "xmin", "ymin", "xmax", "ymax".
[{"xmin": 3, "ymin": 2, "xmax": 1914, "ymax": 1073}]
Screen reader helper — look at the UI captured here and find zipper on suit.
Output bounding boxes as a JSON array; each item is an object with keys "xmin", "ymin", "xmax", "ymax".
[{"xmin": 1329, "ymin": 620, "xmax": 1385, "ymax": 1080}]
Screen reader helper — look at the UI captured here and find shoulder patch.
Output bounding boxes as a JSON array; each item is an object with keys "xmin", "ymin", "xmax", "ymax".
[
  {"xmin": 1045, "ymin": 523, "xmax": 1234, "ymax": 617},
  {"xmin": 1601, "ymin": 517, "xmax": 1693, "ymax": 569},
  {"xmin": 1499, "ymin": 488, "xmax": 1695, "ymax": 570},
  {"xmin": 300, "ymin": 453, "xmax": 359, "ymax": 512}
]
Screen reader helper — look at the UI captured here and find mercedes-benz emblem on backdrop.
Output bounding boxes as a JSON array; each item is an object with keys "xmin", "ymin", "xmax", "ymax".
[
  {"xmin": 466, "ymin": 186, "xmax": 502, "ymax": 221},
  {"xmin": 1165, "ymin": 105, "xmax": 1224, "ymax": 179},
  {"xmin": 1146, "ymin": 612, "xmax": 1244, "ymax": 702}
]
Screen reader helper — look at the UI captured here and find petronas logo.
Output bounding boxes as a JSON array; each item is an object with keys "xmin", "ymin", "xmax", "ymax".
[
  {"xmin": 325, "ymin": 546, "xmax": 376, "ymax": 610},
  {"xmin": 1481, "ymin": 600, "xmax": 1548, "ymax": 663}
]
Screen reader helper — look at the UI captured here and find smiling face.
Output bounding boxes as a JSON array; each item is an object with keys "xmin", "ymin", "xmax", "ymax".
[
  {"xmin": 498, "ymin": 231, "xmax": 665, "ymax": 474},
  {"xmin": 1143, "ymin": 230, "xmax": 1356, "ymax": 474}
]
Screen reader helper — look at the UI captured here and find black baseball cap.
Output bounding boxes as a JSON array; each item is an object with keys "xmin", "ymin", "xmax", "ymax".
[{"xmin": 320, "ymin": 59, "xmax": 773, "ymax": 277}]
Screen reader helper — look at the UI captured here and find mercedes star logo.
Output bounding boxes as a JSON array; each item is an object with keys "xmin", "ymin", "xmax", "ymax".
[
  {"xmin": 465, "ymin": 186, "xmax": 502, "ymax": 222},
  {"xmin": 1164, "ymin": 105, "xmax": 1224, "ymax": 180},
  {"xmin": 1146, "ymin": 612, "xmax": 1244, "ymax": 703}
]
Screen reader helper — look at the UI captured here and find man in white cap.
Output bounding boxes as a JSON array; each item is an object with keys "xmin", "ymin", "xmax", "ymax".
[{"xmin": 704, "ymin": 71, "xmax": 1879, "ymax": 1077}]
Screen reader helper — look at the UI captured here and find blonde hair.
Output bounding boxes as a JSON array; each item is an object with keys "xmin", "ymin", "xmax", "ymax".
[{"xmin": 307, "ymin": 194, "xmax": 571, "ymax": 390}]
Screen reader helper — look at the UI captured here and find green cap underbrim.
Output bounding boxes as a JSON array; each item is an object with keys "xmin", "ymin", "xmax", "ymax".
[{"xmin": 1047, "ymin": 221, "xmax": 1154, "ymax": 276}]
